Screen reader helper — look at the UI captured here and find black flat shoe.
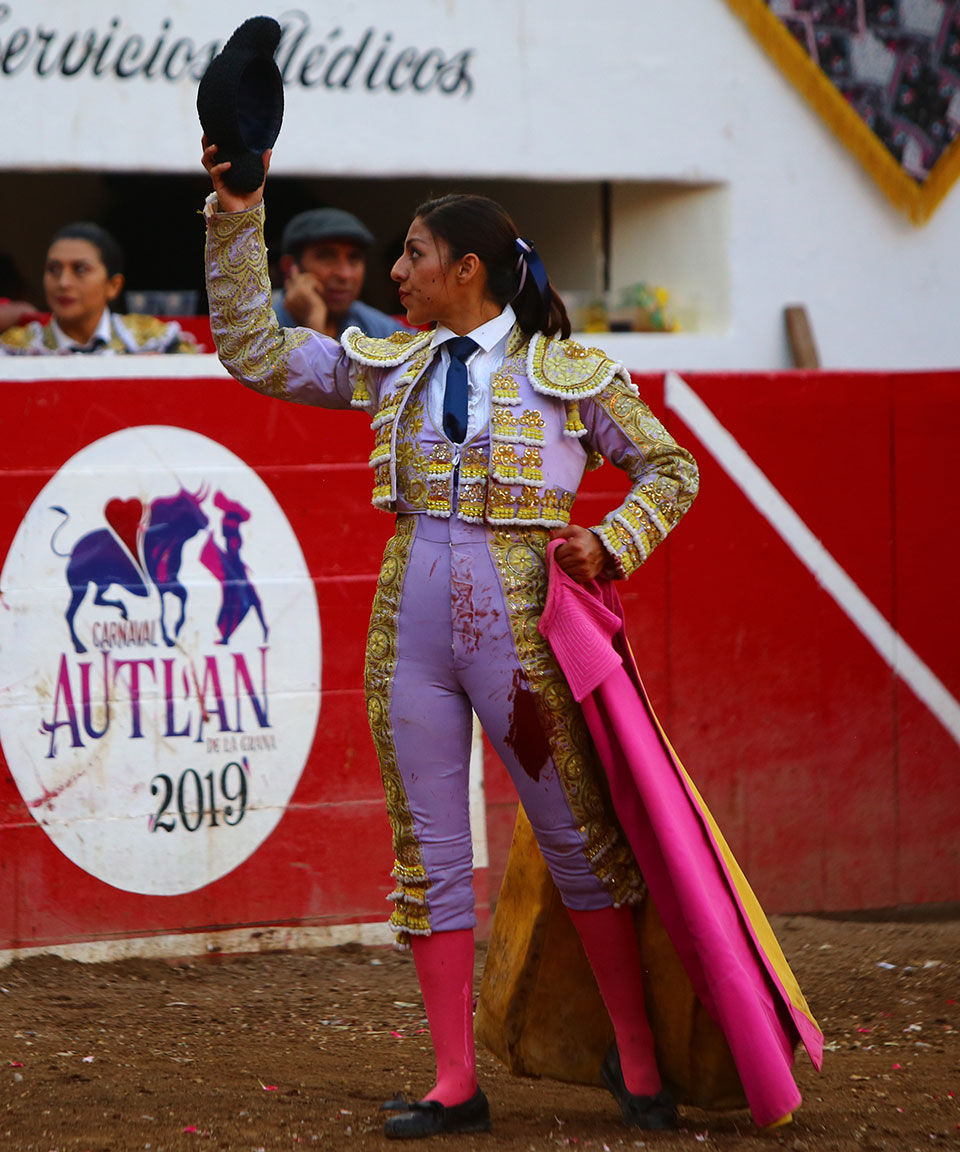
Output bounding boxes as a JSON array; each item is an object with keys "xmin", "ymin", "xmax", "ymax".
[
  {"xmin": 601, "ymin": 1045, "xmax": 677, "ymax": 1130},
  {"xmin": 383, "ymin": 1088, "xmax": 491, "ymax": 1139}
]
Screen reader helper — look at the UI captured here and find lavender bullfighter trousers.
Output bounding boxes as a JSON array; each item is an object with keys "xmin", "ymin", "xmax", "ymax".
[{"xmin": 367, "ymin": 512, "xmax": 640, "ymax": 937}]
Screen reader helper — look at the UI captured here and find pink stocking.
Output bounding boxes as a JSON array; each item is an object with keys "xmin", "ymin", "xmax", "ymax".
[
  {"xmin": 567, "ymin": 904, "xmax": 662, "ymax": 1097},
  {"xmin": 410, "ymin": 928, "xmax": 478, "ymax": 1106}
]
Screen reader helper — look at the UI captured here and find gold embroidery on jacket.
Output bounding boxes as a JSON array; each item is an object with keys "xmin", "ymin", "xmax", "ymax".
[
  {"xmin": 370, "ymin": 387, "xmax": 403, "ymax": 430},
  {"xmin": 427, "ymin": 443, "xmax": 454, "ymax": 478},
  {"xmin": 491, "ymin": 407, "xmax": 519, "ymax": 441},
  {"xmin": 372, "ymin": 463, "xmax": 392, "ymax": 506},
  {"xmin": 0, "ymin": 325, "xmax": 35, "ymax": 350},
  {"xmin": 427, "ymin": 479, "xmax": 453, "ymax": 516},
  {"xmin": 491, "ymin": 371, "xmax": 521, "ymax": 405},
  {"xmin": 206, "ymin": 204, "xmax": 311, "ymax": 398},
  {"xmin": 121, "ymin": 313, "xmax": 181, "ymax": 348},
  {"xmin": 563, "ymin": 399, "xmax": 588, "ymax": 438},
  {"xmin": 351, "ymin": 317, "xmax": 696, "ymax": 554},
  {"xmin": 396, "ymin": 347, "xmax": 434, "ymax": 384},
  {"xmin": 491, "ymin": 444, "xmax": 521, "ymax": 484},
  {"xmin": 589, "ymin": 372, "xmax": 699, "ymax": 576},
  {"xmin": 459, "ymin": 483, "xmax": 485, "ymax": 521},
  {"xmin": 351, "ymin": 367, "xmax": 371, "ymax": 408},
  {"xmin": 487, "ymin": 484, "xmax": 516, "ymax": 521},
  {"xmin": 460, "ymin": 446, "xmax": 487, "ymax": 482},
  {"xmin": 424, "ymin": 440, "xmax": 455, "ymax": 516},
  {"xmin": 343, "ymin": 326, "xmax": 432, "ymax": 366},
  {"xmin": 519, "ymin": 447, "xmax": 543, "ymax": 485},
  {"xmin": 541, "ymin": 488, "xmax": 575, "ymax": 521},
  {"xmin": 475, "ymin": 330, "xmax": 581, "ymax": 526},
  {"xmin": 517, "ymin": 409, "xmax": 546, "ymax": 445},
  {"xmin": 517, "ymin": 486, "xmax": 542, "ymax": 520},
  {"xmin": 392, "ymin": 388, "xmax": 428, "ymax": 510},
  {"xmin": 526, "ymin": 331, "xmax": 623, "ymax": 398},
  {"xmin": 369, "ymin": 421, "xmax": 392, "ymax": 468}
]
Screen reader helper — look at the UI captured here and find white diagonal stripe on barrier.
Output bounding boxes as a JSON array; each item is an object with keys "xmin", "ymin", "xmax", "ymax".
[{"xmin": 665, "ymin": 370, "xmax": 960, "ymax": 749}]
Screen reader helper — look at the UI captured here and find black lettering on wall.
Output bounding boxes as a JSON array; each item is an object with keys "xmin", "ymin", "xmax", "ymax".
[{"xmin": 0, "ymin": 4, "xmax": 475, "ymax": 98}]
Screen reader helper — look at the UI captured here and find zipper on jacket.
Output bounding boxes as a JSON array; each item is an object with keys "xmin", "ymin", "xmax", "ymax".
[{"xmin": 451, "ymin": 447, "xmax": 461, "ymax": 513}]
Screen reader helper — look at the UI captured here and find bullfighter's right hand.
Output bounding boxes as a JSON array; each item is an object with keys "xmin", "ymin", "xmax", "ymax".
[{"xmin": 201, "ymin": 136, "xmax": 270, "ymax": 213}]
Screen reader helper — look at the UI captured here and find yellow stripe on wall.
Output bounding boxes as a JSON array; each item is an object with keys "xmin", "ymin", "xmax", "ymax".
[{"xmin": 723, "ymin": 0, "xmax": 960, "ymax": 224}]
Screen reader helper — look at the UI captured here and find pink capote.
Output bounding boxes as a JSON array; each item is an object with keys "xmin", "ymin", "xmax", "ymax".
[{"xmin": 538, "ymin": 541, "xmax": 824, "ymax": 1129}]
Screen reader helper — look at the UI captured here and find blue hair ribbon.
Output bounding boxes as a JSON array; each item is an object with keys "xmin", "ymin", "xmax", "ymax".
[{"xmin": 515, "ymin": 237, "xmax": 551, "ymax": 304}]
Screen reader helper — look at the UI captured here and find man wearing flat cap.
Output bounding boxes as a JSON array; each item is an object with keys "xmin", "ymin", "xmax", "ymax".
[{"xmin": 273, "ymin": 207, "xmax": 407, "ymax": 339}]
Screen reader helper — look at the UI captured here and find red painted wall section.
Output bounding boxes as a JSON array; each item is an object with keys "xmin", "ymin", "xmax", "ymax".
[
  {"xmin": 639, "ymin": 370, "xmax": 959, "ymax": 912},
  {"xmin": 891, "ymin": 374, "xmax": 959, "ymax": 905},
  {"xmin": 658, "ymin": 373, "xmax": 898, "ymax": 913},
  {"xmin": 0, "ymin": 368, "xmax": 957, "ymax": 955}
]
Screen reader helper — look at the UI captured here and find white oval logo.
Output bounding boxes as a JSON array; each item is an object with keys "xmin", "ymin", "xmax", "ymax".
[{"xmin": 0, "ymin": 426, "xmax": 321, "ymax": 895}]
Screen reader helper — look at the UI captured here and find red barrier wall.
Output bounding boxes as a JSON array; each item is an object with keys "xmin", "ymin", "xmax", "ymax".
[{"xmin": 1, "ymin": 367, "xmax": 957, "ymax": 958}]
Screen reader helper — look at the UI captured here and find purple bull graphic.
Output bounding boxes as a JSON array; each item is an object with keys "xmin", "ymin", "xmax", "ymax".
[
  {"xmin": 42, "ymin": 482, "xmax": 273, "ymax": 761},
  {"xmin": 51, "ymin": 486, "xmax": 213, "ymax": 652}
]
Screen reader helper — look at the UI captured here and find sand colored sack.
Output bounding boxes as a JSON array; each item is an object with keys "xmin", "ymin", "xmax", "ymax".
[{"xmin": 476, "ymin": 806, "xmax": 748, "ymax": 1110}]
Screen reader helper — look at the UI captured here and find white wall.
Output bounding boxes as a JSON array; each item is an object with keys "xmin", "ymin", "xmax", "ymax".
[{"xmin": 2, "ymin": 0, "xmax": 957, "ymax": 370}]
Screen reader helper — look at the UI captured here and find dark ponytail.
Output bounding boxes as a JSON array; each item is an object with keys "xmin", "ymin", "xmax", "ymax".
[{"xmin": 414, "ymin": 193, "xmax": 571, "ymax": 340}]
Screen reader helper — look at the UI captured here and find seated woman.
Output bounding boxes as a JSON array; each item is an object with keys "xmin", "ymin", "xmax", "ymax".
[{"xmin": 0, "ymin": 222, "xmax": 198, "ymax": 355}]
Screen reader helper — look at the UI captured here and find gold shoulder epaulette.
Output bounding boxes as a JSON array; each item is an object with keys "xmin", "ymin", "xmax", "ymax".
[
  {"xmin": 123, "ymin": 313, "xmax": 172, "ymax": 343},
  {"xmin": 341, "ymin": 325, "xmax": 433, "ymax": 368},
  {"xmin": 527, "ymin": 332, "xmax": 627, "ymax": 399},
  {"xmin": 0, "ymin": 324, "xmax": 36, "ymax": 350}
]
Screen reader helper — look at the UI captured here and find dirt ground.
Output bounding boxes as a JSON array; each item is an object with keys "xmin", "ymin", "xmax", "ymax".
[{"xmin": 2, "ymin": 914, "xmax": 958, "ymax": 1152}]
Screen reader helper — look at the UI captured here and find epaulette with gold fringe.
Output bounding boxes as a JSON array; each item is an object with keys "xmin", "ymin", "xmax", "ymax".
[
  {"xmin": 0, "ymin": 324, "xmax": 36, "ymax": 350},
  {"xmin": 122, "ymin": 313, "xmax": 175, "ymax": 344},
  {"xmin": 526, "ymin": 332, "xmax": 636, "ymax": 400},
  {"xmin": 341, "ymin": 326, "xmax": 433, "ymax": 368}
]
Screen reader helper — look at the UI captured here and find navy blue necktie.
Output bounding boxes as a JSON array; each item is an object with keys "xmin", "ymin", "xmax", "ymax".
[{"xmin": 442, "ymin": 336, "xmax": 478, "ymax": 444}]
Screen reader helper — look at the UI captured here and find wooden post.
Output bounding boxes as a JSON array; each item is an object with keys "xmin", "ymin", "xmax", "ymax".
[{"xmin": 784, "ymin": 304, "xmax": 820, "ymax": 368}]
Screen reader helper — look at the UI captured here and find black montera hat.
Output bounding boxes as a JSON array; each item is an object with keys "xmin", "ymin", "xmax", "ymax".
[{"xmin": 196, "ymin": 16, "xmax": 284, "ymax": 194}]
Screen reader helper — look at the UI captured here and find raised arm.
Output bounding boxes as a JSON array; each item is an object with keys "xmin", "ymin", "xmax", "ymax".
[{"xmin": 201, "ymin": 139, "xmax": 356, "ymax": 408}]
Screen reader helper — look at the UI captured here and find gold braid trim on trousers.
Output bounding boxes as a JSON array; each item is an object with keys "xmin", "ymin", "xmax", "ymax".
[
  {"xmin": 363, "ymin": 515, "xmax": 428, "ymax": 949},
  {"xmin": 487, "ymin": 529, "xmax": 645, "ymax": 905}
]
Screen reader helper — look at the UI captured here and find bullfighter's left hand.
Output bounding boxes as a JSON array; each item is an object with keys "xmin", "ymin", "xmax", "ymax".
[{"xmin": 549, "ymin": 524, "xmax": 608, "ymax": 583}]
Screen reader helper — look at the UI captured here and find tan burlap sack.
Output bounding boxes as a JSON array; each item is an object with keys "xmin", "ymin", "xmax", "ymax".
[{"xmin": 476, "ymin": 806, "xmax": 748, "ymax": 1110}]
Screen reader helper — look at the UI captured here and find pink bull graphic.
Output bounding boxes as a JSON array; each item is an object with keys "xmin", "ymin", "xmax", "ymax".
[{"xmin": 200, "ymin": 492, "xmax": 269, "ymax": 645}]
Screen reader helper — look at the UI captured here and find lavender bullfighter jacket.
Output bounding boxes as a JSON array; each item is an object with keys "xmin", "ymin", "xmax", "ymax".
[{"xmin": 204, "ymin": 199, "xmax": 699, "ymax": 577}]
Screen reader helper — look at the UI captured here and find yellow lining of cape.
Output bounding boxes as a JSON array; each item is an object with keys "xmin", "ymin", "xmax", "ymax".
[
  {"xmin": 619, "ymin": 625, "xmax": 820, "ymax": 1034},
  {"xmin": 724, "ymin": 0, "xmax": 960, "ymax": 225},
  {"xmin": 656, "ymin": 716, "xmax": 820, "ymax": 1032}
]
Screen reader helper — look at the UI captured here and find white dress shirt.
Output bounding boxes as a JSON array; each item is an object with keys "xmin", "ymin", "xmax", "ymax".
[
  {"xmin": 428, "ymin": 304, "xmax": 516, "ymax": 443},
  {"xmin": 50, "ymin": 308, "xmax": 114, "ymax": 352}
]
